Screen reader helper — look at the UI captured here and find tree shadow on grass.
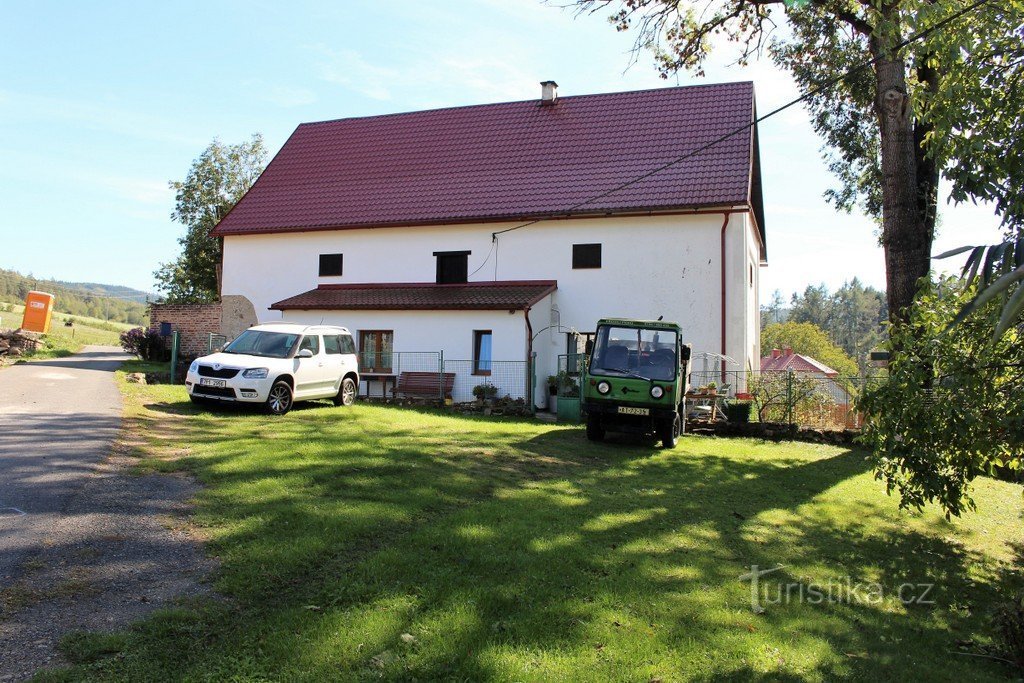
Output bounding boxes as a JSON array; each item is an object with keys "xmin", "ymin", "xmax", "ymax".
[{"xmin": 58, "ymin": 406, "xmax": 1024, "ymax": 681}]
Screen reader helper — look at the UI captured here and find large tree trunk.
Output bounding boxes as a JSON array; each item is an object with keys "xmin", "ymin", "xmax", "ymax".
[{"xmin": 871, "ymin": 39, "xmax": 935, "ymax": 323}]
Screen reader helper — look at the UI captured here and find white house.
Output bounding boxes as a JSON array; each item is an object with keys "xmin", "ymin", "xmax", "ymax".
[{"xmin": 213, "ymin": 81, "xmax": 767, "ymax": 406}]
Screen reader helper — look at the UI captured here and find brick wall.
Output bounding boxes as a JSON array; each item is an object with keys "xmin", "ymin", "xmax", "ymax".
[{"xmin": 149, "ymin": 303, "xmax": 223, "ymax": 359}]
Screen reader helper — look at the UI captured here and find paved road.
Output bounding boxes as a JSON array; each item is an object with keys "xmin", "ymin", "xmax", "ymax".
[
  {"xmin": 0, "ymin": 346, "xmax": 129, "ymax": 584},
  {"xmin": 0, "ymin": 345, "xmax": 213, "ymax": 680}
]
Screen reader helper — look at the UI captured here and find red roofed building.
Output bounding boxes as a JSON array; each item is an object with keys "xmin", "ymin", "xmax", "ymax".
[
  {"xmin": 760, "ymin": 348, "xmax": 853, "ymax": 408},
  {"xmin": 760, "ymin": 347, "xmax": 840, "ymax": 376},
  {"xmin": 215, "ymin": 81, "xmax": 767, "ymax": 405}
]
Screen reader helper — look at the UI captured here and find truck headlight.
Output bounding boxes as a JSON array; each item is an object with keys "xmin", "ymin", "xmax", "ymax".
[
  {"xmin": 597, "ymin": 381, "xmax": 611, "ymax": 395},
  {"xmin": 650, "ymin": 385, "xmax": 664, "ymax": 399},
  {"xmin": 242, "ymin": 368, "xmax": 269, "ymax": 379},
  {"xmin": 189, "ymin": 360, "xmax": 198, "ymax": 374}
]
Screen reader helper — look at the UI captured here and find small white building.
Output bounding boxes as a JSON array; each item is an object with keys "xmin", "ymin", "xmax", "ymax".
[{"xmin": 214, "ymin": 81, "xmax": 767, "ymax": 406}]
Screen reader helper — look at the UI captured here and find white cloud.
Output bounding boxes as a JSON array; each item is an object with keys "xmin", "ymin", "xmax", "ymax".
[
  {"xmin": 0, "ymin": 88, "xmax": 205, "ymax": 147},
  {"xmin": 241, "ymin": 80, "xmax": 318, "ymax": 108},
  {"xmin": 309, "ymin": 43, "xmax": 540, "ymax": 109},
  {"xmin": 91, "ymin": 175, "xmax": 171, "ymax": 205},
  {"xmin": 314, "ymin": 47, "xmax": 400, "ymax": 101}
]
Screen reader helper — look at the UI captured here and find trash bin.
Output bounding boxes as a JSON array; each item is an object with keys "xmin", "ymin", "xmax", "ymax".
[{"xmin": 21, "ymin": 291, "xmax": 55, "ymax": 333}]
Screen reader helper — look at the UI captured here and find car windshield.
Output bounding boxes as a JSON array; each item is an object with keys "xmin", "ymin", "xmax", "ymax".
[
  {"xmin": 222, "ymin": 330, "xmax": 299, "ymax": 359},
  {"xmin": 589, "ymin": 326, "xmax": 678, "ymax": 381}
]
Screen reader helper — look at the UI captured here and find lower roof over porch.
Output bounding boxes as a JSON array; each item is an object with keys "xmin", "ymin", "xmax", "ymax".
[{"xmin": 269, "ymin": 280, "xmax": 557, "ymax": 312}]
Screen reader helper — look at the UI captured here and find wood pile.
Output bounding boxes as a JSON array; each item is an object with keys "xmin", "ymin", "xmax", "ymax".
[{"xmin": 0, "ymin": 328, "xmax": 43, "ymax": 357}]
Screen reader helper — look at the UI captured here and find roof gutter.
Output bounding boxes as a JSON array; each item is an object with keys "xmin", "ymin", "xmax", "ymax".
[
  {"xmin": 720, "ymin": 212, "xmax": 730, "ymax": 385},
  {"xmin": 524, "ymin": 306, "xmax": 535, "ymax": 415}
]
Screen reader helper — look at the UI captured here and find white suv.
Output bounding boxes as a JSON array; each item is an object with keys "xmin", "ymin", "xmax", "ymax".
[{"xmin": 185, "ymin": 323, "xmax": 359, "ymax": 415}]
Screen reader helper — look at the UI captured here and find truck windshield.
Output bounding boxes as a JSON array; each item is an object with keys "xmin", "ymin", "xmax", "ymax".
[
  {"xmin": 222, "ymin": 330, "xmax": 300, "ymax": 359},
  {"xmin": 589, "ymin": 326, "xmax": 677, "ymax": 381}
]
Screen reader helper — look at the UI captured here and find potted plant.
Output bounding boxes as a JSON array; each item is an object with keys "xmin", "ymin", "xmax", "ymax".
[
  {"xmin": 472, "ymin": 383, "xmax": 498, "ymax": 406},
  {"xmin": 545, "ymin": 375, "xmax": 559, "ymax": 411}
]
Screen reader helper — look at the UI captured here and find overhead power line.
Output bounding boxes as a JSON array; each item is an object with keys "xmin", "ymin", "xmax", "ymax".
[{"xmin": 482, "ymin": 0, "xmax": 992, "ymax": 253}]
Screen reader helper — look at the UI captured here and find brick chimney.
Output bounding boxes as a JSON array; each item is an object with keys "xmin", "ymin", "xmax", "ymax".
[
  {"xmin": 540, "ymin": 80, "xmax": 558, "ymax": 105},
  {"xmin": 783, "ymin": 347, "xmax": 793, "ymax": 356},
  {"xmin": 771, "ymin": 348, "xmax": 782, "ymax": 359}
]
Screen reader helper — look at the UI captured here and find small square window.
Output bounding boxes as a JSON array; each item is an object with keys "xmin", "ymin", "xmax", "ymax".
[
  {"xmin": 572, "ymin": 243, "xmax": 602, "ymax": 269},
  {"xmin": 319, "ymin": 253, "xmax": 344, "ymax": 276},
  {"xmin": 434, "ymin": 251, "xmax": 470, "ymax": 284}
]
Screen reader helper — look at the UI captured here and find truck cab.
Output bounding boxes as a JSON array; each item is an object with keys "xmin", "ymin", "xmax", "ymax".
[{"xmin": 582, "ymin": 318, "xmax": 692, "ymax": 448}]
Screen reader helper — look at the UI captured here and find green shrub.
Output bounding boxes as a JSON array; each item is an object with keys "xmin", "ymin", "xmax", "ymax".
[
  {"xmin": 992, "ymin": 593, "xmax": 1024, "ymax": 669},
  {"xmin": 724, "ymin": 400, "xmax": 753, "ymax": 423}
]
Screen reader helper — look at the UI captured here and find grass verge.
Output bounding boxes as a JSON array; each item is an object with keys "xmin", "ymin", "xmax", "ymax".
[
  {"xmin": 1, "ymin": 303, "xmax": 130, "ymax": 360},
  {"xmin": 40, "ymin": 365, "xmax": 1024, "ymax": 681}
]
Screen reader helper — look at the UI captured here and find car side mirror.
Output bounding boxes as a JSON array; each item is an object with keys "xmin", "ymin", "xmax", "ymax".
[
  {"xmin": 680, "ymin": 345, "xmax": 691, "ymax": 362},
  {"xmin": 584, "ymin": 340, "xmax": 594, "ymax": 355},
  {"xmin": 297, "ymin": 349, "xmax": 314, "ymax": 359}
]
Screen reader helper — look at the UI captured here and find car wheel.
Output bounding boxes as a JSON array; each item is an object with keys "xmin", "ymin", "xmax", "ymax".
[
  {"xmin": 333, "ymin": 377, "xmax": 357, "ymax": 407},
  {"xmin": 586, "ymin": 414, "xmax": 605, "ymax": 442},
  {"xmin": 265, "ymin": 380, "xmax": 293, "ymax": 415},
  {"xmin": 660, "ymin": 413, "xmax": 681, "ymax": 449}
]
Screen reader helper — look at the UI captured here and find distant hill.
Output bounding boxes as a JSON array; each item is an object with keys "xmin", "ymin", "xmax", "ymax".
[
  {"xmin": 54, "ymin": 280, "xmax": 152, "ymax": 304},
  {"xmin": 0, "ymin": 268, "xmax": 150, "ymax": 325}
]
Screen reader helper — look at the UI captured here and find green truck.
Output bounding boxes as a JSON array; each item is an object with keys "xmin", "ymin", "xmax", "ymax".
[{"xmin": 581, "ymin": 318, "xmax": 692, "ymax": 448}]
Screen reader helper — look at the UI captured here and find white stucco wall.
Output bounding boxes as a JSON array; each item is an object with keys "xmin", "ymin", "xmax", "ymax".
[
  {"xmin": 282, "ymin": 307, "xmax": 537, "ymax": 402},
  {"xmin": 221, "ymin": 211, "xmax": 762, "ymax": 389}
]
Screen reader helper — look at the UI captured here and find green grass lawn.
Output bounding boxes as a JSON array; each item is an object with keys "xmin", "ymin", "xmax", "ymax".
[
  {"xmin": 43, "ymin": 366, "xmax": 1024, "ymax": 681},
  {"xmin": 0, "ymin": 303, "xmax": 131, "ymax": 359}
]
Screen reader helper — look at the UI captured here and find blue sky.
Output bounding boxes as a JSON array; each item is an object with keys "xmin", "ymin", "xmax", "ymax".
[{"xmin": 0, "ymin": 0, "xmax": 1004, "ymax": 301}]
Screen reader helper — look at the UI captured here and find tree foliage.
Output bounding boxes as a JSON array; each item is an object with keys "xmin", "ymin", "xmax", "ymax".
[
  {"xmin": 567, "ymin": 0, "xmax": 1024, "ymax": 321},
  {"xmin": 761, "ymin": 320, "xmax": 860, "ymax": 377},
  {"xmin": 748, "ymin": 371, "xmax": 838, "ymax": 425},
  {"xmin": 154, "ymin": 134, "xmax": 266, "ymax": 304},
  {"xmin": 859, "ymin": 279, "xmax": 1024, "ymax": 517},
  {"xmin": 766, "ymin": 280, "xmax": 886, "ymax": 373},
  {"xmin": 937, "ymin": 234, "xmax": 1024, "ymax": 340},
  {"xmin": 924, "ymin": 7, "xmax": 1024, "ymax": 230},
  {"xmin": 0, "ymin": 268, "xmax": 147, "ymax": 325}
]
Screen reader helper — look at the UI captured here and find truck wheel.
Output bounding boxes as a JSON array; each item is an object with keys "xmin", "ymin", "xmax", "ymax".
[
  {"xmin": 265, "ymin": 380, "xmax": 293, "ymax": 415},
  {"xmin": 660, "ymin": 414, "xmax": 681, "ymax": 449},
  {"xmin": 333, "ymin": 377, "xmax": 357, "ymax": 407},
  {"xmin": 586, "ymin": 414, "xmax": 605, "ymax": 442}
]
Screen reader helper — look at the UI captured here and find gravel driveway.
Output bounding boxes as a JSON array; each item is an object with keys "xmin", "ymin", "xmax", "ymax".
[{"xmin": 0, "ymin": 346, "xmax": 213, "ymax": 681}]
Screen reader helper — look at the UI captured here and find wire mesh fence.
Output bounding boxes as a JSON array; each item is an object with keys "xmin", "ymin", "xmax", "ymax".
[
  {"xmin": 443, "ymin": 359, "xmax": 529, "ymax": 403},
  {"xmin": 207, "ymin": 333, "xmax": 227, "ymax": 354},
  {"xmin": 687, "ymin": 370, "xmax": 886, "ymax": 431},
  {"xmin": 355, "ymin": 351, "xmax": 529, "ymax": 403}
]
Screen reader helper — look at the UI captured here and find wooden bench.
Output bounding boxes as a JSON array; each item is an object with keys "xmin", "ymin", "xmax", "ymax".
[{"xmin": 393, "ymin": 371, "xmax": 456, "ymax": 400}]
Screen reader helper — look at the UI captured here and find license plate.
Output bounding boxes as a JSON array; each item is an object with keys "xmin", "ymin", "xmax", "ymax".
[
  {"xmin": 618, "ymin": 406, "xmax": 649, "ymax": 416},
  {"xmin": 199, "ymin": 378, "xmax": 227, "ymax": 388}
]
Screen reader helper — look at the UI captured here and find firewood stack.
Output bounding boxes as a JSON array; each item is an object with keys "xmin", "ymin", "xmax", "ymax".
[{"xmin": 0, "ymin": 329, "xmax": 43, "ymax": 357}]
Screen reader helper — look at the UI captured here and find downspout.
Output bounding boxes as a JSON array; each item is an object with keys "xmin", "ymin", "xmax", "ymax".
[
  {"xmin": 720, "ymin": 213, "xmax": 730, "ymax": 385},
  {"xmin": 524, "ymin": 307, "xmax": 534, "ymax": 414}
]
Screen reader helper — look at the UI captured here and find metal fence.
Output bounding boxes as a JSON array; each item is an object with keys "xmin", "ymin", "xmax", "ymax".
[
  {"xmin": 688, "ymin": 370, "xmax": 885, "ymax": 431},
  {"xmin": 356, "ymin": 351, "xmax": 529, "ymax": 403},
  {"xmin": 208, "ymin": 333, "xmax": 227, "ymax": 354},
  {"xmin": 443, "ymin": 359, "xmax": 529, "ymax": 403}
]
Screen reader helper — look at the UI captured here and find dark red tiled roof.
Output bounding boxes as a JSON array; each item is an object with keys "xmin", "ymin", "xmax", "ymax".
[
  {"xmin": 270, "ymin": 280, "xmax": 557, "ymax": 311},
  {"xmin": 760, "ymin": 352, "xmax": 838, "ymax": 376},
  {"xmin": 214, "ymin": 82, "xmax": 760, "ymax": 238}
]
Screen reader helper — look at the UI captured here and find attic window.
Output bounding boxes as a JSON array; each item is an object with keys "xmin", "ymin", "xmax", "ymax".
[
  {"xmin": 434, "ymin": 251, "xmax": 470, "ymax": 284},
  {"xmin": 319, "ymin": 253, "xmax": 344, "ymax": 276},
  {"xmin": 572, "ymin": 243, "xmax": 602, "ymax": 269}
]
